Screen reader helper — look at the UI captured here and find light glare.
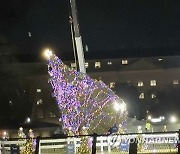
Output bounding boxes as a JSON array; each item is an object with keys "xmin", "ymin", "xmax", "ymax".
[
  {"xmin": 148, "ymin": 115, "xmax": 152, "ymax": 120},
  {"xmin": 114, "ymin": 101, "xmax": 126, "ymax": 112},
  {"xmin": 151, "ymin": 118, "xmax": 162, "ymax": 123},
  {"xmin": 26, "ymin": 117, "xmax": 31, "ymax": 123},
  {"xmin": 170, "ymin": 116, "xmax": 177, "ymax": 123},
  {"xmin": 44, "ymin": 49, "xmax": 53, "ymax": 59},
  {"xmin": 3, "ymin": 131, "xmax": 7, "ymax": 136}
]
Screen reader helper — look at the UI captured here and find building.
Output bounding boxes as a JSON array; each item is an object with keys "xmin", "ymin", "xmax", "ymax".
[{"xmin": 0, "ymin": 55, "xmax": 180, "ymax": 128}]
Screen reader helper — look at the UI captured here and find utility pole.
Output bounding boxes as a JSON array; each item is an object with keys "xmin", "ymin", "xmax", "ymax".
[{"xmin": 69, "ymin": 0, "xmax": 86, "ymax": 73}]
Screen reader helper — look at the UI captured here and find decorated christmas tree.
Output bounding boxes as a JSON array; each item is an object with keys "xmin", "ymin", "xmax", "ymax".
[
  {"xmin": 18, "ymin": 128, "xmax": 35, "ymax": 154},
  {"xmin": 47, "ymin": 53, "xmax": 127, "ymax": 135}
]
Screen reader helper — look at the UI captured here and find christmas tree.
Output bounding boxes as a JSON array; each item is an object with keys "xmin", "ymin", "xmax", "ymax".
[
  {"xmin": 47, "ymin": 54, "xmax": 127, "ymax": 135},
  {"xmin": 18, "ymin": 128, "xmax": 34, "ymax": 154},
  {"xmin": 23, "ymin": 138, "xmax": 33, "ymax": 154}
]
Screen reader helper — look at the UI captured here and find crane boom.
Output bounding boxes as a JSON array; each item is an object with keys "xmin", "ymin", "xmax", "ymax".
[{"xmin": 69, "ymin": 0, "xmax": 86, "ymax": 73}]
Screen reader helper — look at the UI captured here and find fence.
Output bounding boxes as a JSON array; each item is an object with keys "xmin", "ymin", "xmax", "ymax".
[{"xmin": 0, "ymin": 130, "xmax": 180, "ymax": 154}]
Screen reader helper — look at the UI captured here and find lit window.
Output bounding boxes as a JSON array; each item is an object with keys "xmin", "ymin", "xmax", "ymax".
[
  {"xmin": 71, "ymin": 63, "xmax": 76, "ymax": 68},
  {"xmin": 139, "ymin": 93, "xmax": 144, "ymax": 99},
  {"xmin": 110, "ymin": 82, "xmax": 115, "ymax": 88},
  {"xmin": 138, "ymin": 81, "xmax": 144, "ymax": 87},
  {"xmin": 50, "ymin": 112, "xmax": 56, "ymax": 118},
  {"xmin": 28, "ymin": 32, "xmax": 32, "ymax": 37},
  {"xmin": 150, "ymin": 80, "xmax": 156, "ymax": 86},
  {"xmin": 95, "ymin": 62, "xmax": 101, "ymax": 68},
  {"xmin": 122, "ymin": 60, "xmax": 128, "ymax": 65},
  {"xmin": 37, "ymin": 99, "xmax": 43, "ymax": 105},
  {"xmin": 85, "ymin": 62, "xmax": 89, "ymax": 68},
  {"xmin": 107, "ymin": 61, "xmax": 112, "ymax": 65},
  {"xmin": 151, "ymin": 93, "xmax": 156, "ymax": 98},
  {"xmin": 85, "ymin": 45, "xmax": 89, "ymax": 52},
  {"xmin": 37, "ymin": 89, "xmax": 41, "ymax": 93},
  {"xmin": 9, "ymin": 100, "xmax": 12, "ymax": 106},
  {"xmin": 173, "ymin": 80, "xmax": 179, "ymax": 85}
]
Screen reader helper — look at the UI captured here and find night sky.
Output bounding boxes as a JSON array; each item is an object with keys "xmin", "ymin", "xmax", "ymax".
[
  {"xmin": 1, "ymin": 0, "xmax": 180, "ymax": 127},
  {"xmin": 1, "ymin": 0, "xmax": 180, "ymax": 60}
]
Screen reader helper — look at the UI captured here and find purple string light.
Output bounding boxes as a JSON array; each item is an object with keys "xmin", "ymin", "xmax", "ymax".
[{"xmin": 48, "ymin": 55, "xmax": 127, "ymax": 134}]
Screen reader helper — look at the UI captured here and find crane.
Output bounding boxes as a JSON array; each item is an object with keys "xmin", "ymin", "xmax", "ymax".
[{"xmin": 69, "ymin": 0, "xmax": 86, "ymax": 73}]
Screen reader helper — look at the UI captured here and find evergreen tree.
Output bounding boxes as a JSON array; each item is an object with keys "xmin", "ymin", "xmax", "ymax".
[{"xmin": 47, "ymin": 54, "xmax": 127, "ymax": 135}]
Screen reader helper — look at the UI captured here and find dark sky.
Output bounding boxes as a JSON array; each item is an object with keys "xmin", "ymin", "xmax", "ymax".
[{"xmin": 1, "ymin": 0, "xmax": 180, "ymax": 59}]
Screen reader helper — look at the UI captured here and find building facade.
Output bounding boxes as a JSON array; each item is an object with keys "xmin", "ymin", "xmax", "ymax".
[{"xmin": 0, "ymin": 55, "xmax": 180, "ymax": 127}]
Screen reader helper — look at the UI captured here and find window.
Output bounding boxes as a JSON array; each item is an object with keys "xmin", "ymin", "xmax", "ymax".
[
  {"xmin": 139, "ymin": 93, "xmax": 144, "ymax": 99},
  {"xmin": 85, "ymin": 45, "xmax": 89, "ymax": 52},
  {"xmin": 151, "ymin": 93, "xmax": 156, "ymax": 99},
  {"xmin": 9, "ymin": 100, "xmax": 12, "ymax": 106},
  {"xmin": 28, "ymin": 32, "xmax": 32, "ymax": 37},
  {"xmin": 110, "ymin": 82, "xmax": 115, "ymax": 88},
  {"xmin": 122, "ymin": 60, "xmax": 128, "ymax": 65},
  {"xmin": 71, "ymin": 63, "xmax": 76, "ymax": 68},
  {"xmin": 37, "ymin": 89, "xmax": 41, "ymax": 93},
  {"xmin": 150, "ymin": 80, "xmax": 157, "ymax": 86},
  {"xmin": 173, "ymin": 80, "xmax": 179, "ymax": 85},
  {"xmin": 138, "ymin": 81, "xmax": 144, "ymax": 87},
  {"xmin": 37, "ymin": 99, "xmax": 43, "ymax": 105},
  {"xmin": 95, "ymin": 62, "xmax": 101, "ymax": 68},
  {"xmin": 107, "ymin": 61, "xmax": 112, "ymax": 65},
  {"xmin": 50, "ymin": 112, "xmax": 56, "ymax": 118},
  {"xmin": 85, "ymin": 62, "xmax": 89, "ymax": 68}
]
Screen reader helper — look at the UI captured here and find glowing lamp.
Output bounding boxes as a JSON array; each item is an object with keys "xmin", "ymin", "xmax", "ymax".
[{"xmin": 44, "ymin": 49, "xmax": 53, "ymax": 59}]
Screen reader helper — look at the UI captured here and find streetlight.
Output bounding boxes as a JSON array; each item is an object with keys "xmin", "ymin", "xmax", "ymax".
[{"xmin": 43, "ymin": 48, "xmax": 53, "ymax": 59}]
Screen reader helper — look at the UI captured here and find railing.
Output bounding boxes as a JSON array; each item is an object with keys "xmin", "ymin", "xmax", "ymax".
[
  {"xmin": 38, "ymin": 132, "xmax": 179, "ymax": 154},
  {"xmin": 0, "ymin": 140, "xmax": 26, "ymax": 154},
  {"xmin": 0, "ymin": 130, "xmax": 180, "ymax": 154}
]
